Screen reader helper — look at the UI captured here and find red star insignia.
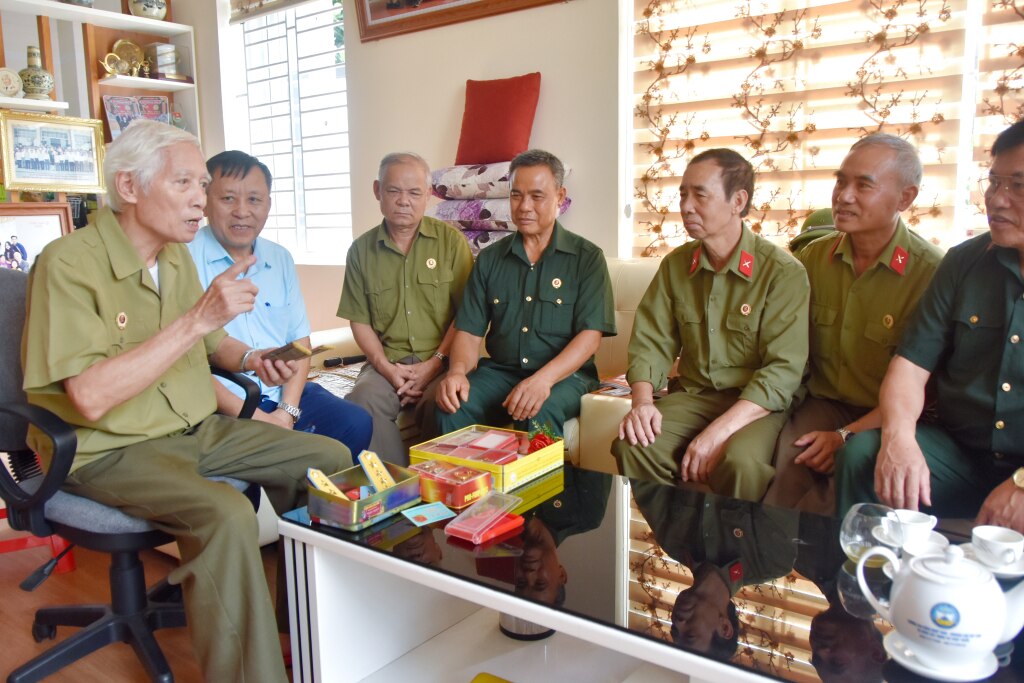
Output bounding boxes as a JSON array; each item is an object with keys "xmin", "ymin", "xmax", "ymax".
[
  {"xmin": 889, "ymin": 246, "xmax": 908, "ymax": 275},
  {"xmin": 729, "ymin": 561, "xmax": 744, "ymax": 582},
  {"xmin": 690, "ymin": 246, "xmax": 701, "ymax": 274},
  {"xmin": 738, "ymin": 250, "xmax": 754, "ymax": 278}
]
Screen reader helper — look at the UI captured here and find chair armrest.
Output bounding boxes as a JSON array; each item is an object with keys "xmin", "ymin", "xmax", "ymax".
[
  {"xmin": 0, "ymin": 402, "xmax": 76, "ymax": 537},
  {"xmin": 211, "ymin": 366, "xmax": 260, "ymax": 419}
]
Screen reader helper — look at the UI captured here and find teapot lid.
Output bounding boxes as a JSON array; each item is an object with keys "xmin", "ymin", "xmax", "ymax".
[{"xmin": 913, "ymin": 545, "xmax": 991, "ymax": 584}]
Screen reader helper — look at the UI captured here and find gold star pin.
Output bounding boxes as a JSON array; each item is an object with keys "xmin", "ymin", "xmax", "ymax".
[
  {"xmin": 116, "ymin": 312, "xmax": 128, "ymax": 330},
  {"xmin": 552, "ymin": 277, "xmax": 562, "ymax": 289},
  {"xmin": 426, "ymin": 257, "xmax": 437, "ymax": 270},
  {"xmin": 740, "ymin": 303, "xmax": 751, "ymax": 316},
  {"xmin": 883, "ymin": 314, "xmax": 894, "ymax": 329},
  {"xmin": 970, "ymin": 315, "xmax": 979, "ymax": 324}
]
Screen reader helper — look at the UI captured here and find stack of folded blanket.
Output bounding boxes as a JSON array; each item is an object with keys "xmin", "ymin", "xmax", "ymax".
[{"xmin": 427, "ymin": 161, "xmax": 571, "ymax": 256}]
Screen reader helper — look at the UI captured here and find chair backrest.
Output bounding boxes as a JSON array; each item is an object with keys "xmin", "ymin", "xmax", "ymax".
[{"xmin": 0, "ymin": 268, "xmax": 29, "ymax": 452}]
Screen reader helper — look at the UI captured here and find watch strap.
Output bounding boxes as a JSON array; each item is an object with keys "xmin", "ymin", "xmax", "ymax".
[{"xmin": 279, "ymin": 401, "xmax": 301, "ymax": 424}]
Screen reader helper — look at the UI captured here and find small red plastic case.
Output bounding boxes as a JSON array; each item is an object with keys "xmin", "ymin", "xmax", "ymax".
[
  {"xmin": 466, "ymin": 429, "xmax": 519, "ymax": 451},
  {"xmin": 466, "ymin": 449, "xmax": 517, "ymax": 465},
  {"xmin": 444, "ymin": 491, "xmax": 523, "ymax": 545}
]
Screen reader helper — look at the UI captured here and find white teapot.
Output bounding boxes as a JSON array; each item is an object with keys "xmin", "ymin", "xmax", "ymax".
[{"xmin": 857, "ymin": 544, "xmax": 1024, "ymax": 672}]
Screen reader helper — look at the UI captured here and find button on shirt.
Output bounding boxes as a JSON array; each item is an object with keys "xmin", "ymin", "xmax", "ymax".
[
  {"xmin": 897, "ymin": 232, "xmax": 1024, "ymax": 456},
  {"xmin": 22, "ymin": 207, "xmax": 225, "ymax": 472},
  {"xmin": 799, "ymin": 222, "xmax": 942, "ymax": 408},
  {"xmin": 338, "ymin": 217, "xmax": 473, "ymax": 362},
  {"xmin": 455, "ymin": 221, "xmax": 616, "ymax": 381},
  {"xmin": 188, "ymin": 226, "xmax": 309, "ymax": 404},
  {"xmin": 627, "ymin": 226, "xmax": 809, "ymax": 412}
]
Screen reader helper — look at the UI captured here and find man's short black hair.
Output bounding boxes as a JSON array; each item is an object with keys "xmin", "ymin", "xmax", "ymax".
[
  {"xmin": 992, "ymin": 119, "xmax": 1024, "ymax": 158},
  {"xmin": 687, "ymin": 148, "xmax": 755, "ymax": 218},
  {"xmin": 207, "ymin": 150, "xmax": 273, "ymax": 191}
]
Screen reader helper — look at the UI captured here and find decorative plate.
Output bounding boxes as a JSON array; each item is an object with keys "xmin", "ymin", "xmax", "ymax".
[
  {"xmin": 112, "ymin": 39, "xmax": 144, "ymax": 67},
  {"xmin": 0, "ymin": 67, "xmax": 23, "ymax": 97}
]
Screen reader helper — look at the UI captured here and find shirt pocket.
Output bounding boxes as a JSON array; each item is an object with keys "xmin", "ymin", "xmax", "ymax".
[
  {"xmin": 809, "ymin": 303, "xmax": 839, "ymax": 362},
  {"xmin": 949, "ymin": 309, "xmax": 1002, "ymax": 377},
  {"xmin": 538, "ymin": 285, "xmax": 577, "ymax": 337},
  {"xmin": 724, "ymin": 311, "xmax": 757, "ymax": 362},
  {"xmin": 674, "ymin": 301, "xmax": 705, "ymax": 355},
  {"xmin": 860, "ymin": 321, "xmax": 901, "ymax": 385},
  {"xmin": 417, "ymin": 266, "xmax": 454, "ymax": 316},
  {"xmin": 369, "ymin": 281, "xmax": 398, "ymax": 329}
]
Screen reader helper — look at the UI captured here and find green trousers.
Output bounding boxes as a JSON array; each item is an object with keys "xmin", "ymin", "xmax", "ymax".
[
  {"xmin": 65, "ymin": 414, "xmax": 350, "ymax": 683},
  {"xmin": 435, "ymin": 359, "xmax": 594, "ymax": 437},
  {"xmin": 835, "ymin": 423, "xmax": 1010, "ymax": 519},
  {"xmin": 611, "ymin": 389, "xmax": 786, "ymax": 502}
]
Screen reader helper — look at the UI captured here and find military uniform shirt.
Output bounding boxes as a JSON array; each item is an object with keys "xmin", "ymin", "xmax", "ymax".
[
  {"xmin": 455, "ymin": 221, "xmax": 616, "ymax": 382},
  {"xmin": 800, "ymin": 221, "xmax": 942, "ymax": 408},
  {"xmin": 338, "ymin": 216, "xmax": 473, "ymax": 362},
  {"xmin": 22, "ymin": 207, "xmax": 226, "ymax": 472},
  {"xmin": 627, "ymin": 226, "xmax": 809, "ymax": 412},
  {"xmin": 897, "ymin": 232, "xmax": 1024, "ymax": 456}
]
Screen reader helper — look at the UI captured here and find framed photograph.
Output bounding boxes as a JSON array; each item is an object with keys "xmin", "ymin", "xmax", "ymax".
[
  {"xmin": 355, "ymin": 0, "xmax": 566, "ymax": 41},
  {"xmin": 0, "ymin": 111, "xmax": 106, "ymax": 194},
  {"xmin": 0, "ymin": 202, "xmax": 73, "ymax": 273}
]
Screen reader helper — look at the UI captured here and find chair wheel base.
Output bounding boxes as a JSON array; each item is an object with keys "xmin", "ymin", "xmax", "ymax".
[{"xmin": 31, "ymin": 623, "xmax": 56, "ymax": 643}]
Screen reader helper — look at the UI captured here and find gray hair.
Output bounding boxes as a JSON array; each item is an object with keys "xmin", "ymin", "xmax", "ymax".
[
  {"xmin": 377, "ymin": 152, "xmax": 430, "ymax": 185},
  {"xmin": 848, "ymin": 133, "xmax": 923, "ymax": 188},
  {"xmin": 510, "ymin": 149, "xmax": 565, "ymax": 187},
  {"xmin": 104, "ymin": 120, "xmax": 202, "ymax": 212}
]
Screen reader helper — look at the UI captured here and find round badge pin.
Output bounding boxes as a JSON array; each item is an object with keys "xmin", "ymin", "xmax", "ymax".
[
  {"xmin": 883, "ymin": 314, "xmax": 894, "ymax": 329},
  {"xmin": 740, "ymin": 303, "xmax": 751, "ymax": 316},
  {"xmin": 552, "ymin": 278, "xmax": 562, "ymax": 289},
  {"xmin": 426, "ymin": 257, "xmax": 437, "ymax": 270},
  {"xmin": 116, "ymin": 312, "xmax": 128, "ymax": 330}
]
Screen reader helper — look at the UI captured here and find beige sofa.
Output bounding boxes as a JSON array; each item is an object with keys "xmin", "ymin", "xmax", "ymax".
[{"xmin": 305, "ymin": 257, "xmax": 663, "ymax": 474}]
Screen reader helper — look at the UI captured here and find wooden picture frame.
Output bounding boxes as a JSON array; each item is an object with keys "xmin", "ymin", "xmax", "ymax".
[
  {"xmin": 0, "ymin": 111, "xmax": 106, "ymax": 194},
  {"xmin": 355, "ymin": 0, "xmax": 567, "ymax": 42},
  {"xmin": 0, "ymin": 202, "xmax": 74, "ymax": 273}
]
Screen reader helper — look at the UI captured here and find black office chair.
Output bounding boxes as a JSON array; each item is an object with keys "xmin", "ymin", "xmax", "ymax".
[{"xmin": 0, "ymin": 268, "xmax": 261, "ymax": 683}]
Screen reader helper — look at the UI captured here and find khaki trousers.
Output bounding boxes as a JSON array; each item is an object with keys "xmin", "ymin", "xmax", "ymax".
[
  {"xmin": 611, "ymin": 389, "xmax": 787, "ymax": 502},
  {"xmin": 762, "ymin": 397, "xmax": 867, "ymax": 515},
  {"xmin": 65, "ymin": 414, "xmax": 350, "ymax": 683}
]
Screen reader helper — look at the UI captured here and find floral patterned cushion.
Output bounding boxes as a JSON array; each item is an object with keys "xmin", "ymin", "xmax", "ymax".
[
  {"xmin": 461, "ymin": 229, "xmax": 516, "ymax": 257},
  {"xmin": 427, "ymin": 196, "xmax": 572, "ymax": 231},
  {"xmin": 431, "ymin": 162, "xmax": 512, "ymax": 200}
]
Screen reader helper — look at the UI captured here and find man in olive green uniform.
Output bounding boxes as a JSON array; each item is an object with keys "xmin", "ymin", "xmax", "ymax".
[
  {"xmin": 339, "ymin": 152, "xmax": 473, "ymax": 463},
  {"xmin": 763, "ymin": 134, "xmax": 942, "ymax": 514},
  {"xmin": 436, "ymin": 149, "xmax": 615, "ymax": 436},
  {"xmin": 837, "ymin": 120, "xmax": 1024, "ymax": 532},
  {"xmin": 22, "ymin": 121, "xmax": 350, "ymax": 681},
  {"xmin": 612, "ymin": 148, "xmax": 808, "ymax": 502}
]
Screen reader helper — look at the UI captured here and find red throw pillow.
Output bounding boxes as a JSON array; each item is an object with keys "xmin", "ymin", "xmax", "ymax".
[{"xmin": 455, "ymin": 72, "xmax": 541, "ymax": 166}]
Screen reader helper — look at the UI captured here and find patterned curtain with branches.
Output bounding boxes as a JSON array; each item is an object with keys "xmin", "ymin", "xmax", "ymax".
[{"xmin": 630, "ymin": 0, "xmax": 1024, "ymax": 257}]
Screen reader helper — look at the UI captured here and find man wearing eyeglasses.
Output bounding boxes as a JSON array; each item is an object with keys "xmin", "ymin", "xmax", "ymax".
[{"xmin": 836, "ymin": 120, "xmax": 1024, "ymax": 533}]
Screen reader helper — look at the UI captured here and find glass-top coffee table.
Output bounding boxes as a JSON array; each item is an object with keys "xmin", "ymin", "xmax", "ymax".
[{"xmin": 279, "ymin": 466, "xmax": 1024, "ymax": 683}]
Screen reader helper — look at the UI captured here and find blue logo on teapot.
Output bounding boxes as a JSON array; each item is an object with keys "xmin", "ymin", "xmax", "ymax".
[{"xmin": 931, "ymin": 603, "xmax": 960, "ymax": 629}]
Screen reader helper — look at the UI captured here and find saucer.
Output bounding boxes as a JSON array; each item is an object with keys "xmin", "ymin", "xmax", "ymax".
[
  {"xmin": 884, "ymin": 632, "xmax": 998, "ymax": 682},
  {"xmin": 960, "ymin": 543, "xmax": 1024, "ymax": 578},
  {"xmin": 871, "ymin": 524, "xmax": 902, "ymax": 547}
]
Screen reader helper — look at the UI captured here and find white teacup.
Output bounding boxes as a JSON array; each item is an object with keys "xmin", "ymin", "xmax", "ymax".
[
  {"xmin": 886, "ymin": 509, "xmax": 937, "ymax": 546},
  {"xmin": 972, "ymin": 525, "xmax": 1024, "ymax": 566},
  {"xmin": 901, "ymin": 532, "xmax": 950, "ymax": 560}
]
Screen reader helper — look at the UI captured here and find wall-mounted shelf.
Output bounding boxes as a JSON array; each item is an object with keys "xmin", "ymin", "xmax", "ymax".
[
  {"xmin": 0, "ymin": 95, "xmax": 69, "ymax": 111},
  {"xmin": 99, "ymin": 75, "xmax": 193, "ymax": 93},
  {"xmin": 0, "ymin": 0, "xmax": 189, "ymax": 37}
]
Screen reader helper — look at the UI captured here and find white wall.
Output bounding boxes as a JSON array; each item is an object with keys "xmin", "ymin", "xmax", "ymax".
[{"xmin": 342, "ymin": 0, "xmax": 623, "ymax": 255}]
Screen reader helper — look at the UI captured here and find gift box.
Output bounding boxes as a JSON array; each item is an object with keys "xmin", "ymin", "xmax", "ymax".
[
  {"xmin": 307, "ymin": 462, "xmax": 420, "ymax": 532},
  {"xmin": 411, "ymin": 425, "xmax": 563, "ymax": 492},
  {"xmin": 410, "ymin": 459, "xmax": 492, "ymax": 509}
]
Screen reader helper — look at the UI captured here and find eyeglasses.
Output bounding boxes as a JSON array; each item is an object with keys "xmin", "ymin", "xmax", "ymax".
[{"xmin": 979, "ymin": 174, "xmax": 1024, "ymax": 201}]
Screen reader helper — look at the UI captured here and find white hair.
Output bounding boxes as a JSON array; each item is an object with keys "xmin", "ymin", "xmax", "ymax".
[
  {"xmin": 377, "ymin": 152, "xmax": 430, "ymax": 185},
  {"xmin": 849, "ymin": 133, "xmax": 923, "ymax": 188},
  {"xmin": 104, "ymin": 120, "xmax": 202, "ymax": 212}
]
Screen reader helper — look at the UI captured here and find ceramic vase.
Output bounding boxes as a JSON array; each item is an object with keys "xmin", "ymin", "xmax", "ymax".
[
  {"xmin": 59, "ymin": 0, "xmax": 95, "ymax": 7},
  {"xmin": 128, "ymin": 0, "xmax": 168, "ymax": 20},
  {"xmin": 18, "ymin": 47, "xmax": 54, "ymax": 101}
]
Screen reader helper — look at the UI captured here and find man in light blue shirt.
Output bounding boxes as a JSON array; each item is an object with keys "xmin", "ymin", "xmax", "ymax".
[{"xmin": 189, "ymin": 150, "xmax": 372, "ymax": 453}]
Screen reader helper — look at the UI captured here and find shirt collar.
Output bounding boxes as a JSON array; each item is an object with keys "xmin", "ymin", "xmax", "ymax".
[
  {"xmin": 196, "ymin": 225, "xmax": 267, "ymax": 273},
  {"xmin": 376, "ymin": 218, "xmax": 437, "ymax": 253},
  {"xmin": 831, "ymin": 218, "xmax": 913, "ymax": 275},
  {"xmin": 690, "ymin": 224, "xmax": 757, "ymax": 282},
  {"xmin": 96, "ymin": 207, "xmax": 175, "ymax": 281},
  {"xmin": 506, "ymin": 220, "xmax": 575, "ymax": 265}
]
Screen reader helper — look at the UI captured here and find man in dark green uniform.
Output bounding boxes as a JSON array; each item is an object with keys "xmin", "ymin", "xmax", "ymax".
[
  {"xmin": 612, "ymin": 148, "xmax": 809, "ymax": 501},
  {"xmin": 436, "ymin": 149, "xmax": 616, "ymax": 436},
  {"xmin": 21, "ymin": 120, "xmax": 350, "ymax": 681},
  {"xmin": 338, "ymin": 152, "xmax": 473, "ymax": 463},
  {"xmin": 763, "ymin": 134, "xmax": 942, "ymax": 514},
  {"xmin": 836, "ymin": 120, "xmax": 1024, "ymax": 531}
]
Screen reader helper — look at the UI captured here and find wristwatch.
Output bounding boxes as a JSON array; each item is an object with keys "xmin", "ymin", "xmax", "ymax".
[
  {"xmin": 279, "ymin": 401, "xmax": 302, "ymax": 424},
  {"xmin": 836, "ymin": 427, "xmax": 854, "ymax": 443},
  {"xmin": 1012, "ymin": 467, "xmax": 1024, "ymax": 490},
  {"xmin": 432, "ymin": 351, "xmax": 448, "ymax": 364}
]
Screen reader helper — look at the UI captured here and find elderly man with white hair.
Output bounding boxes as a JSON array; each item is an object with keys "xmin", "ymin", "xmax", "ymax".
[{"xmin": 21, "ymin": 120, "xmax": 350, "ymax": 681}]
